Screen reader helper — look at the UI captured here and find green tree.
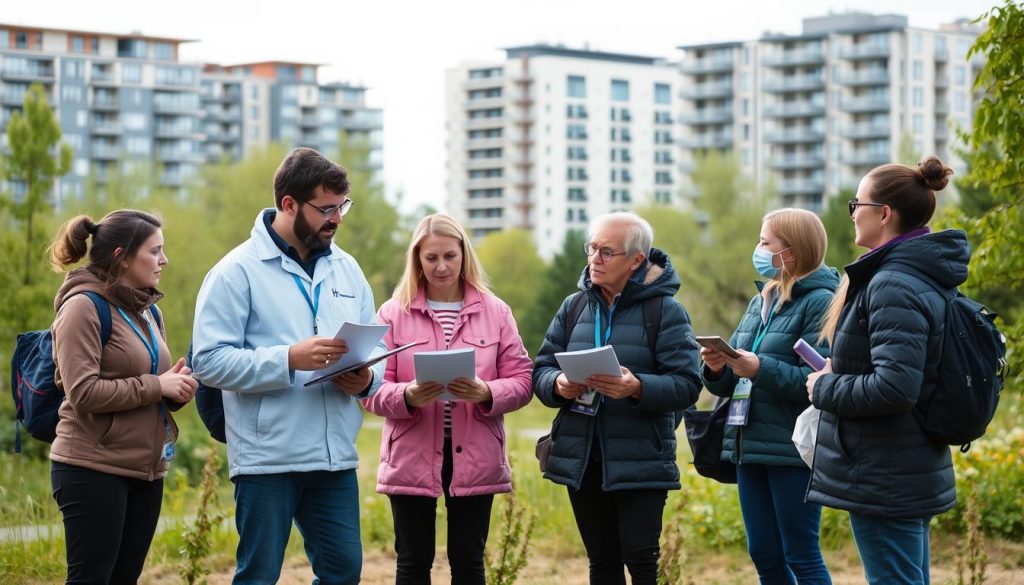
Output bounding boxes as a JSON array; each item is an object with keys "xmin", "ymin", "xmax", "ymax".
[
  {"xmin": 0, "ymin": 83, "xmax": 73, "ymax": 287},
  {"xmin": 520, "ymin": 229, "xmax": 587, "ymax": 355},
  {"xmin": 897, "ymin": 131, "xmax": 921, "ymax": 166},
  {"xmin": 476, "ymin": 229, "xmax": 545, "ymax": 346},
  {"xmin": 820, "ymin": 189, "xmax": 859, "ymax": 270}
]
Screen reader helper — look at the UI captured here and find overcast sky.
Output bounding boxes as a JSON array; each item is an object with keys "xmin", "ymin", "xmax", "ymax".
[{"xmin": 5, "ymin": 0, "xmax": 996, "ymax": 211}]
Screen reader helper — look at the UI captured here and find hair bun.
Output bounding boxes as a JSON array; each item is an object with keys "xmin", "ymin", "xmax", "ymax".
[{"xmin": 916, "ymin": 156, "xmax": 953, "ymax": 192}]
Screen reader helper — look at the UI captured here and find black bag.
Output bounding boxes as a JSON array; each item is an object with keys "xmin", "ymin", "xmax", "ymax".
[
  {"xmin": 186, "ymin": 343, "xmax": 226, "ymax": 444},
  {"xmin": 682, "ymin": 397, "xmax": 736, "ymax": 483},
  {"xmin": 535, "ymin": 433, "xmax": 552, "ymax": 473}
]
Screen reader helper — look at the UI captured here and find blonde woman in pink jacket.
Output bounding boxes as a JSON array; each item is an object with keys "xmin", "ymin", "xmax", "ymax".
[{"xmin": 364, "ymin": 213, "xmax": 533, "ymax": 584}]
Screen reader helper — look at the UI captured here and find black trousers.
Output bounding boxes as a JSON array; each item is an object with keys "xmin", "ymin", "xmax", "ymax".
[
  {"xmin": 51, "ymin": 461, "xmax": 164, "ymax": 585},
  {"xmin": 388, "ymin": 438, "xmax": 494, "ymax": 585},
  {"xmin": 567, "ymin": 461, "xmax": 668, "ymax": 585}
]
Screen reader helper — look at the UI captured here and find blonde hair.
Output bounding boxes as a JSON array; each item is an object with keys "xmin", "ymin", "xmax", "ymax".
[
  {"xmin": 392, "ymin": 213, "xmax": 492, "ymax": 311},
  {"xmin": 761, "ymin": 208, "xmax": 827, "ymax": 311}
]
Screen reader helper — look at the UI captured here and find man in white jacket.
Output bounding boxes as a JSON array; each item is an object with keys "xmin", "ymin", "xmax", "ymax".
[{"xmin": 192, "ymin": 147, "xmax": 384, "ymax": 584}]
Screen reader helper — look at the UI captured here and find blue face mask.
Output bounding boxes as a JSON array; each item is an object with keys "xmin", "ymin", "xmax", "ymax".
[{"xmin": 752, "ymin": 247, "xmax": 784, "ymax": 279}]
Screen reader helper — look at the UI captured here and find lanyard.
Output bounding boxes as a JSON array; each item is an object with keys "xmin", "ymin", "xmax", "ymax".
[
  {"xmin": 751, "ymin": 299, "xmax": 778, "ymax": 354},
  {"xmin": 291, "ymin": 274, "xmax": 323, "ymax": 334},
  {"xmin": 593, "ymin": 301, "xmax": 617, "ymax": 348},
  {"xmin": 117, "ymin": 307, "xmax": 172, "ymax": 436}
]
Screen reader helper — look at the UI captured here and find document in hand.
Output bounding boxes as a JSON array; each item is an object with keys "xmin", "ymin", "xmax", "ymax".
[
  {"xmin": 554, "ymin": 345, "xmax": 622, "ymax": 385},
  {"xmin": 305, "ymin": 322, "xmax": 389, "ymax": 381},
  {"xmin": 304, "ymin": 339, "xmax": 426, "ymax": 387},
  {"xmin": 413, "ymin": 348, "xmax": 476, "ymax": 400}
]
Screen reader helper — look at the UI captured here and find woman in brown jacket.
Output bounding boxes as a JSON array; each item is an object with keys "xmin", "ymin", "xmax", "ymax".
[{"xmin": 48, "ymin": 210, "xmax": 197, "ymax": 583}]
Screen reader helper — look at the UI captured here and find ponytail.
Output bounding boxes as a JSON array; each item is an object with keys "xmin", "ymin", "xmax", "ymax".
[{"xmin": 48, "ymin": 215, "xmax": 98, "ymax": 270}]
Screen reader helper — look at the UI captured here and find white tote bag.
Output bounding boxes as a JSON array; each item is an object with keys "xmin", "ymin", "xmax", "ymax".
[{"xmin": 792, "ymin": 406, "xmax": 821, "ymax": 468}]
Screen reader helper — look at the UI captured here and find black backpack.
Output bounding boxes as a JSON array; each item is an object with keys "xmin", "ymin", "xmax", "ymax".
[
  {"xmin": 185, "ymin": 343, "xmax": 226, "ymax": 443},
  {"xmin": 913, "ymin": 277, "xmax": 1008, "ymax": 451},
  {"xmin": 563, "ymin": 291, "xmax": 662, "ymax": 353}
]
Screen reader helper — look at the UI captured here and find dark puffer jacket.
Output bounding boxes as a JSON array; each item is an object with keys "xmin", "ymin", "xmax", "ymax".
[
  {"xmin": 533, "ymin": 248, "xmax": 702, "ymax": 491},
  {"xmin": 807, "ymin": 230, "xmax": 970, "ymax": 518},
  {"xmin": 702, "ymin": 265, "xmax": 839, "ymax": 467}
]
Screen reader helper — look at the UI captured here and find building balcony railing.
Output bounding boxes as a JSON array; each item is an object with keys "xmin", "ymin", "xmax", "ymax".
[
  {"xmin": 836, "ymin": 70, "xmax": 890, "ymax": 86},
  {"xmin": 90, "ymin": 122, "xmax": 123, "ymax": 135},
  {"xmin": 89, "ymin": 71, "xmax": 117, "ymax": 85},
  {"xmin": 778, "ymin": 178, "xmax": 825, "ymax": 194},
  {"xmin": 465, "ymin": 177, "xmax": 505, "ymax": 189},
  {"xmin": 155, "ymin": 125, "xmax": 198, "ymax": 138},
  {"xmin": 466, "ymin": 137, "xmax": 506, "ymax": 149},
  {"xmin": 678, "ymin": 108, "xmax": 733, "ymax": 125},
  {"xmin": 466, "ymin": 117, "xmax": 505, "ymax": 130},
  {"xmin": 680, "ymin": 59, "xmax": 735, "ymax": 74},
  {"xmin": 769, "ymin": 155, "xmax": 825, "ymax": 170},
  {"xmin": 841, "ymin": 123, "xmax": 891, "ymax": 139},
  {"xmin": 90, "ymin": 97, "xmax": 120, "ymax": 111},
  {"xmin": 154, "ymin": 101, "xmax": 202, "ymax": 115},
  {"xmin": 466, "ymin": 158, "xmax": 505, "ymax": 170},
  {"xmin": 935, "ymin": 126, "xmax": 950, "ymax": 140},
  {"xmin": 839, "ymin": 97, "xmax": 891, "ymax": 113},
  {"xmin": 2, "ymin": 65, "xmax": 56, "ymax": 81},
  {"xmin": 464, "ymin": 97, "xmax": 505, "ymax": 110},
  {"xmin": 763, "ymin": 103, "xmax": 826, "ymax": 118},
  {"xmin": 934, "ymin": 48, "xmax": 949, "ymax": 62},
  {"xmin": 465, "ymin": 216, "xmax": 506, "ymax": 230},
  {"xmin": 679, "ymin": 82, "xmax": 734, "ymax": 100},
  {"xmin": 762, "ymin": 50, "xmax": 825, "ymax": 67},
  {"xmin": 763, "ymin": 129, "xmax": 825, "ymax": 143},
  {"xmin": 157, "ymin": 148, "xmax": 202, "ymax": 162},
  {"xmin": 842, "ymin": 150, "xmax": 890, "ymax": 166},
  {"xmin": 935, "ymin": 100, "xmax": 950, "ymax": 115},
  {"xmin": 679, "ymin": 134, "xmax": 733, "ymax": 149},
  {"xmin": 839, "ymin": 44, "xmax": 891, "ymax": 60},
  {"xmin": 90, "ymin": 144, "xmax": 121, "ymax": 160},
  {"xmin": 2, "ymin": 92, "xmax": 31, "ymax": 106},
  {"xmin": 762, "ymin": 76, "xmax": 825, "ymax": 93},
  {"xmin": 462, "ymin": 76, "xmax": 504, "ymax": 91}
]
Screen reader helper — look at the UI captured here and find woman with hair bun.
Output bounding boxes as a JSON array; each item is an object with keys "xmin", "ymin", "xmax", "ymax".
[
  {"xmin": 47, "ymin": 210, "xmax": 198, "ymax": 583},
  {"xmin": 806, "ymin": 156, "xmax": 965, "ymax": 584}
]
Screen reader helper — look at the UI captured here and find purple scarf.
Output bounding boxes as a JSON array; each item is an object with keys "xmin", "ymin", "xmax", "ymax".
[{"xmin": 858, "ymin": 226, "xmax": 931, "ymax": 260}]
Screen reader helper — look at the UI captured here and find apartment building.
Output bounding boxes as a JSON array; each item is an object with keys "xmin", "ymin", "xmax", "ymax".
[
  {"xmin": 677, "ymin": 12, "xmax": 983, "ymax": 210},
  {"xmin": 0, "ymin": 23, "xmax": 381, "ymax": 205},
  {"xmin": 446, "ymin": 44, "xmax": 679, "ymax": 258}
]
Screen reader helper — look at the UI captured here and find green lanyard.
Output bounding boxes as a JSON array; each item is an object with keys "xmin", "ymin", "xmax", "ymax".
[{"xmin": 751, "ymin": 299, "xmax": 778, "ymax": 354}]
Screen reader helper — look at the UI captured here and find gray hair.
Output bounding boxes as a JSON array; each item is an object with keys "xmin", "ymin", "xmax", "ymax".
[{"xmin": 587, "ymin": 212, "xmax": 653, "ymax": 257}]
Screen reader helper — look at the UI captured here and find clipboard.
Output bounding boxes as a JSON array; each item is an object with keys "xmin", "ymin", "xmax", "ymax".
[{"xmin": 303, "ymin": 340, "xmax": 426, "ymax": 387}]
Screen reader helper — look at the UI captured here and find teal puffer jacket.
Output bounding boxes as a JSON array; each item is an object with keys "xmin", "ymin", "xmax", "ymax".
[{"xmin": 702, "ymin": 265, "xmax": 839, "ymax": 467}]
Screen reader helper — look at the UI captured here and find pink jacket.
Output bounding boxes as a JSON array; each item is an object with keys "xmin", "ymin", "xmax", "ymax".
[{"xmin": 363, "ymin": 284, "xmax": 533, "ymax": 497}]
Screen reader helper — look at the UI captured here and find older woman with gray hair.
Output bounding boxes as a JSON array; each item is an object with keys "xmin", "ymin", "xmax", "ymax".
[{"xmin": 533, "ymin": 212, "xmax": 701, "ymax": 585}]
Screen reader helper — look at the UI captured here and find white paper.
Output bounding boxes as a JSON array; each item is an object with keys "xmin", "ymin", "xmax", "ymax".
[
  {"xmin": 792, "ymin": 406, "xmax": 821, "ymax": 468},
  {"xmin": 309, "ymin": 322, "xmax": 389, "ymax": 378},
  {"xmin": 413, "ymin": 348, "xmax": 476, "ymax": 400},
  {"xmin": 554, "ymin": 345, "xmax": 622, "ymax": 385}
]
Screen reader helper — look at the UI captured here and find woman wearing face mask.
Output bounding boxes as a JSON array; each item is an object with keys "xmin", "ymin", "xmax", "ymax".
[
  {"xmin": 805, "ymin": 157, "xmax": 963, "ymax": 585},
  {"xmin": 700, "ymin": 208, "xmax": 838, "ymax": 585},
  {"xmin": 47, "ymin": 210, "xmax": 198, "ymax": 583},
  {"xmin": 363, "ymin": 213, "xmax": 533, "ymax": 584}
]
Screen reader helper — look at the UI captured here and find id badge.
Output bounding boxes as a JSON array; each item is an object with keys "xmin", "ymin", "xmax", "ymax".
[
  {"xmin": 732, "ymin": 377, "xmax": 753, "ymax": 399},
  {"xmin": 726, "ymin": 399, "xmax": 751, "ymax": 426},
  {"xmin": 162, "ymin": 441, "xmax": 176, "ymax": 461},
  {"xmin": 570, "ymin": 389, "xmax": 601, "ymax": 416}
]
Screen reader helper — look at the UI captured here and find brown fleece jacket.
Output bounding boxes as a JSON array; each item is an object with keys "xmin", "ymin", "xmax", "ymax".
[{"xmin": 50, "ymin": 267, "xmax": 177, "ymax": 481}]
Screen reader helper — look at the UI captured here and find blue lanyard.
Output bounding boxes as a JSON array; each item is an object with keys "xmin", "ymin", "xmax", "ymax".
[
  {"xmin": 593, "ymin": 301, "xmax": 617, "ymax": 348},
  {"xmin": 117, "ymin": 307, "xmax": 171, "ymax": 436},
  {"xmin": 291, "ymin": 275, "xmax": 323, "ymax": 334},
  {"xmin": 751, "ymin": 299, "xmax": 778, "ymax": 354}
]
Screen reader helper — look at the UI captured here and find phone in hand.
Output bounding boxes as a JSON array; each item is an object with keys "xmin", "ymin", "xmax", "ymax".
[{"xmin": 693, "ymin": 336, "xmax": 741, "ymax": 359}]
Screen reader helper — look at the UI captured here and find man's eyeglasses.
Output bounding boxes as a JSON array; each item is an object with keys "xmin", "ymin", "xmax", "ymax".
[
  {"xmin": 300, "ymin": 198, "xmax": 353, "ymax": 220},
  {"xmin": 848, "ymin": 200, "xmax": 886, "ymax": 216},
  {"xmin": 584, "ymin": 243, "xmax": 628, "ymax": 262}
]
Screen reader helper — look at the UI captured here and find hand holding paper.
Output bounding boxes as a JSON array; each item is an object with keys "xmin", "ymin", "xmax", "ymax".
[{"xmin": 413, "ymin": 348, "xmax": 476, "ymax": 400}]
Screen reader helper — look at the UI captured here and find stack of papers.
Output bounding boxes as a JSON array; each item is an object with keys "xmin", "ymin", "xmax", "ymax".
[
  {"xmin": 554, "ymin": 346, "xmax": 622, "ymax": 384},
  {"xmin": 414, "ymin": 348, "xmax": 476, "ymax": 400}
]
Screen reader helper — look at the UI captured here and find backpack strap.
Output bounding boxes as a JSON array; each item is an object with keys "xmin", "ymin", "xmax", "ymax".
[
  {"xmin": 81, "ymin": 292, "xmax": 113, "ymax": 345},
  {"xmin": 642, "ymin": 296, "xmax": 662, "ymax": 354},
  {"xmin": 563, "ymin": 291, "xmax": 589, "ymax": 349}
]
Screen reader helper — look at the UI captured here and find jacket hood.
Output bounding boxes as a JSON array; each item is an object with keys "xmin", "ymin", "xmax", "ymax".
[
  {"xmin": 846, "ymin": 229, "xmax": 970, "ymax": 289},
  {"xmin": 54, "ymin": 267, "xmax": 163, "ymax": 314},
  {"xmin": 579, "ymin": 247, "xmax": 680, "ymax": 305}
]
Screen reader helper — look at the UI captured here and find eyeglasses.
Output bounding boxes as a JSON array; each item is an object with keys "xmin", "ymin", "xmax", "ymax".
[
  {"xmin": 848, "ymin": 200, "xmax": 886, "ymax": 217},
  {"xmin": 299, "ymin": 198, "xmax": 353, "ymax": 220},
  {"xmin": 584, "ymin": 243, "xmax": 628, "ymax": 262}
]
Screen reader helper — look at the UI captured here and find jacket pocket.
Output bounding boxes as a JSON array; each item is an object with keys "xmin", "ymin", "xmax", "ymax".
[
  {"xmin": 831, "ymin": 417, "xmax": 855, "ymax": 465},
  {"xmin": 97, "ymin": 413, "xmax": 117, "ymax": 447},
  {"xmin": 384, "ymin": 417, "xmax": 418, "ymax": 463},
  {"xmin": 462, "ymin": 334, "xmax": 500, "ymax": 375}
]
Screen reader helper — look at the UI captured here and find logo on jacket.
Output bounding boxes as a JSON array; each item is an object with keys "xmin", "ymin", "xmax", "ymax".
[{"xmin": 332, "ymin": 288, "xmax": 355, "ymax": 298}]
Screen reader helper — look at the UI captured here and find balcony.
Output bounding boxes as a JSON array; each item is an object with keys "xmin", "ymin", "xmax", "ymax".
[
  {"xmin": 679, "ymin": 82, "xmax": 733, "ymax": 100},
  {"xmin": 90, "ymin": 96, "xmax": 120, "ymax": 111},
  {"xmin": 90, "ymin": 121, "xmax": 123, "ymax": 135},
  {"xmin": 935, "ymin": 100, "xmax": 950, "ymax": 115},
  {"xmin": 1, "ymin": 92, "xmax": 30, "ymax": 106},
  {"xmin": 462, "ymin": 76, "xmax": 504, "ymax": 91},
  {"xmin": 842, "ymin": 150, "xmax": 890, "ymax": 166},
  {"xmin": 90, "ymin": 144, "xmax": 121, "ymax": 160},
  {"xmin": 90, "ymin": 71, "xmax": 117, "ymax": 86},
  {"xmin": 778, "ymin": 179, "xmax": 825, "ymax": 194},
  {"xmin": 762, "ymin": 76, "xmax": 825, "ymax": 93},
  {"xmin": 156, "ymin": 147, "xmax": 201, "ymax": 162},
  {"xmin": 839, "ymin": 96, "xmax": 890, "ymax": 113},
  {"xmin": 762, "ymin": 50, "xmax": 825, "ymax": 67},
  {"xmin": 680, "ymin": 58, "xmax": 734, "ymax": 74},
  {"xmin": 679, "ymin": 134, "xmax": 733, "ymax": 149},
  {"xmin": 836, "ymin": 70, "xmax": 890, "ymax": 86},
  {"xmin": 466, "ymin": 137, "xmax": 505, "ymax": 150},
  {"xmin": 465, "ymin": 177, "xmax": 505, "ymax": 190},
  {"xmin": 934, "ymin": 48, "xmax": 949, "ymax": 62},
  {"xmin": 839, "ymin": 44, "xmax": 891, "ymax": 60},
  {"xmin": 155, "ymin": 125, "xmax": 197, "ymax": 138},
  {"xmin": 678, "ymin": 108, "xmax": 733, "ymax": 125},
  {"xmin": 763, "ymin": 129, "xmax": 825, "ymax": 143},
  {"xmin": 763, "ymin": 102, "xmax": 825, "ymax": 118},
  {"xmin": 769, "ymin": 155, "xmax": 825, "ymax": 170},
  {"xmin": 154, "ymin": 100, "xmax": 202, "ymax": 115},
  {"xmin": 466, "ymin": 117, "xmax": 504, "ymax": 130},
  {"xmin": 465, "ymin": 216, "xmax": 506, "ymax": 230},
  {"xmin": 2, "ymin": 64, "xmax": 55, "ymax": 81},
  {"xmin": 465, "ymin": 97, "xmax": 505, "ymax": 110},
  {"xmin": 841, "ymin": 123, "xmax": 890, "ymax": 140},
  {"xmin": 466, "ymin": 158, "xmax": 505, "ymax": 170}
]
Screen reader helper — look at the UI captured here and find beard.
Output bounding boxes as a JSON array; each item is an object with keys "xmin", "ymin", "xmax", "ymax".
[{"xmin": 295, "ymin": 211, "xmax": 337, "ymax": 251}]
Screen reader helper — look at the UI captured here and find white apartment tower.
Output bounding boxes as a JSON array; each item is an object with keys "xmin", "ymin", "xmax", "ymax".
[
  {"xmin": 446, "ymin": 45, "xmax": 679, "ymax": 259},
  {"xmin": 677, "ymin": 13, "xmax": 983, "ymax": 210}
]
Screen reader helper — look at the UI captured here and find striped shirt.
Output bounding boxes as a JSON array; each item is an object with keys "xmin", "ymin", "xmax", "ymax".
[{"xmin": 428, "ymin": 299, "xmax": 463, "ymax": 436}]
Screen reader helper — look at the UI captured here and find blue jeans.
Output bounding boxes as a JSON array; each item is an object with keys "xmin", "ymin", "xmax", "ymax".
[
  {"xmin": 736, "ymin": 463, "xmax": 831, "ymax": 585},
  {"xmin": 849, "ymin": 513, "xmax": 931, "ymax": 585},
  {"xmin": 233, "ymin": 469, "xmax": 361, "ymax": 585}
]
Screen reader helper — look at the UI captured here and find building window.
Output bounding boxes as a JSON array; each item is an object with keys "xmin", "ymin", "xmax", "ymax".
[
  {"xmin": 122, "ymin": 63, "xmax": 142, "ymax": 83},
  {"xmin": 912, "ymin": 114, "xmax": 923, "ymax": 133},
  {"xmin": 567, "ymin": 146, "xmax": 588, "ymax": 161},
  {"xmin": 64, "ymin": 60, "xmax": 84, "ymax": 79},
  {"xmin": 154, "ymin": 42, "xmax": 175, "ymax": 61},
  {"xmin": 566, "ymin": 103, "xmax": 588, "ymax": 119},
  {"xmin": 567, "ymin": 75, "xmax": 586, "ymax": 98},
  {"xmin": 71, "ymin": 36, "xmax": 85, "ymax": 53},
  {"xmin": 567, "ymin": 124, "xmax": 588, "ymax": 140},
  {"xmin": 912, "ymin": 87, "xmax": 924, "ymax": 107},
  {"xmin": 611, "ymin": 79, "xmax": 629, "ymax": 102},
  {"xmin": 912, "ymin": 60, "xmax": 923, "ymax": 81},
  {"xmin": 953, "ymin": 66, "xmax": 966, "ymax": 85},
  {"xmin": 567, "ymin": 187, "xmax": 587, "ymax": 202},
  {"xmin": 654, "ymin": 83, "xmax": 671, "ymax": 105},
  {"xmin": 655, "ymin": 171, "xmax": 673, "ymax": 185}
]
